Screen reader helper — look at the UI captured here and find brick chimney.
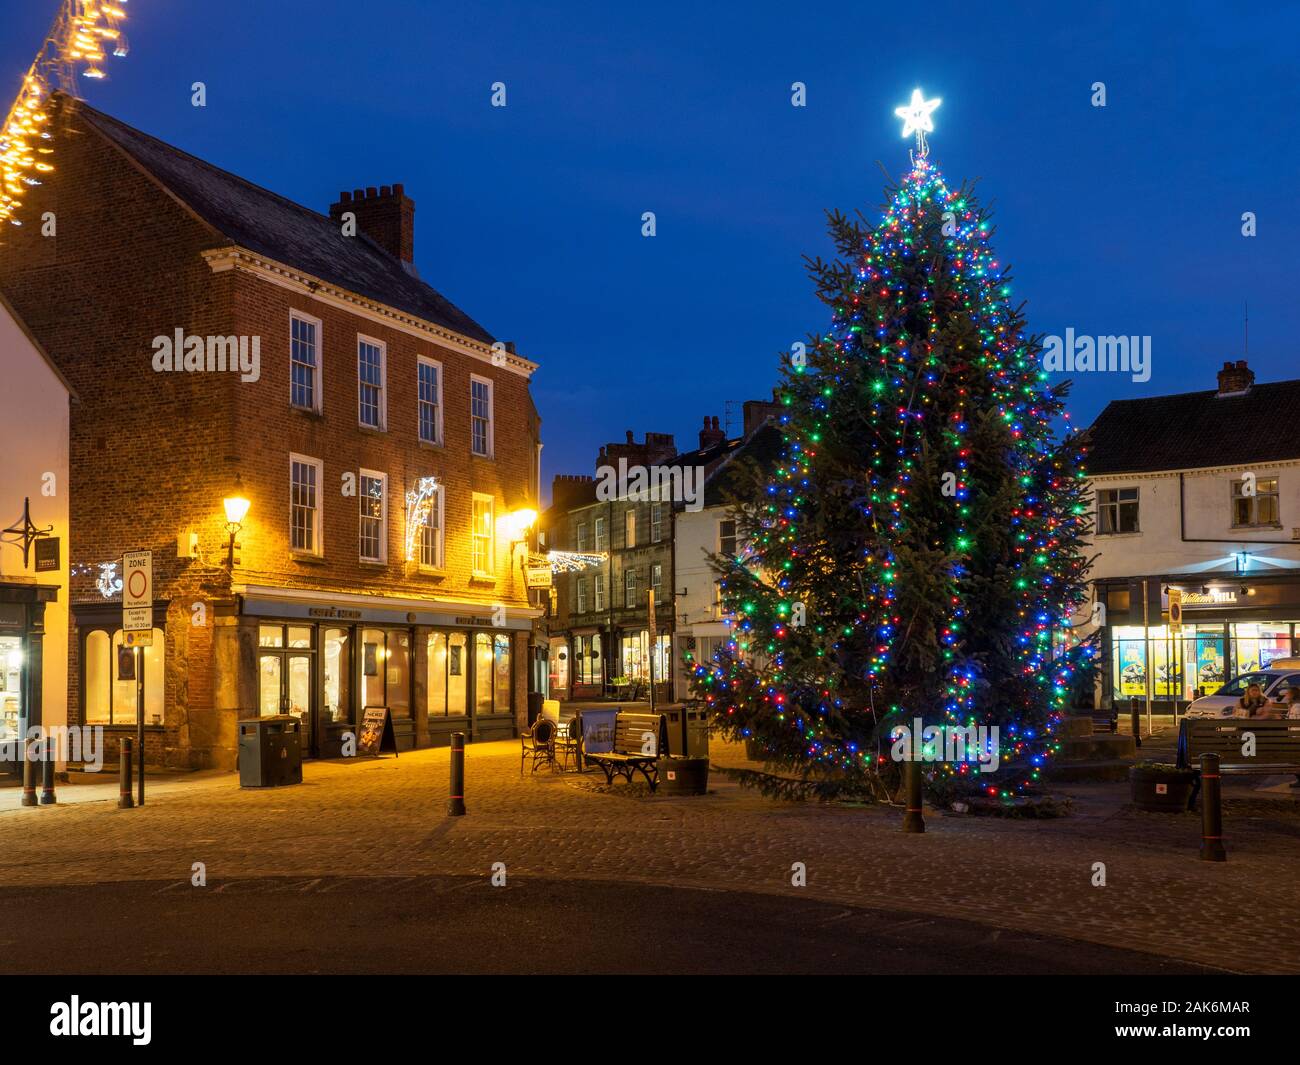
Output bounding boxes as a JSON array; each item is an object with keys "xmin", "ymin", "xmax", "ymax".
[
  {"xmin": 330, "ymin": 184, "xmax": 415, "ymax": 263},
  {"xmin": 742, "ymin": 389, "xmax": 782, "ymax": 438},
  {"xmin": 598, "ymin": 430, "xmax": 678, "ymax": 471},
  {"xmin": 699, "ymin": 416, "xmax": 725, "ymax": 450},
  {"xmin": 1216, "ymin": 359, "xmax": 1255, "ymax": 397}
]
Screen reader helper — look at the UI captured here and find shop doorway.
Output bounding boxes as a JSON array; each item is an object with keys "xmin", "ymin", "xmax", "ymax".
[{"xmin": 258, "ymin": 625, "xmax": 315, "ymax": 756}]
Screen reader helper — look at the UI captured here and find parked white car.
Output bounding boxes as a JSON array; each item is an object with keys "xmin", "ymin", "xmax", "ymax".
[{"xmin": 1183, "ymin": 658, "xmax": 1300, "ymax": 718}]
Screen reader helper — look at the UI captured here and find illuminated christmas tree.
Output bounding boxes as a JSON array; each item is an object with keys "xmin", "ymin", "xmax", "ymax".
[{"xmin": 693, "ymin": 91, "xmax": 1094, "ymax": 799}]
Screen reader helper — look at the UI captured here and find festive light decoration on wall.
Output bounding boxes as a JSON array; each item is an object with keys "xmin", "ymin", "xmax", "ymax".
[
  {"xmin": 404, "ymin": 477, "xmax": 440, "ymax": 562},
  {"xmin": 70, "ymin": 561, "xmax": 123, "ymax": 598},
  {"xmin": 1, "ymin": 0, "xmax": 130, "ymax": 227},
  {"xmin": 691, "ymin": 94, "xmax": 1094, "ymax": 797},
  {"xmin": 546, "ymin": 550, "xmax": 608, "ymax": 574}
]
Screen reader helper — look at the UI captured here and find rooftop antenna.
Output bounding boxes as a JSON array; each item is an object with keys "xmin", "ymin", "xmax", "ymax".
[{"xmin": 723, "ymin": 399, "xmax": 746, "ymax": 439}]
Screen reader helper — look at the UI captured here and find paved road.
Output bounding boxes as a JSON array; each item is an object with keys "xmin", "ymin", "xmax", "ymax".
[
  {"xmin": 2, "ymin": 739, "xmax": 1298, "ymax": 973},
  {"xmin": 0, "ymin": 876, "xmax": 1213, "ymax": 975}
]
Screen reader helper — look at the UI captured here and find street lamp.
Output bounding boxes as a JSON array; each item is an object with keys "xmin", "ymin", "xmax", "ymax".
[{"xmin": 223, "ymin": 479, "xmax": 250, "ymax": 569}]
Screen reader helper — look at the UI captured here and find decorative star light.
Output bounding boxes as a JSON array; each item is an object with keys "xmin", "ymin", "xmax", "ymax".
[{"xmin": 894, "ymin": 88, "xmax": 941, "ymax": 157}]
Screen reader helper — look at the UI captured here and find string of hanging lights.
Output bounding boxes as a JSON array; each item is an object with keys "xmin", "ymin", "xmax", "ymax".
[{"xmin": 0, "ymin": 0, "xmax": 129, "ymax": 228}]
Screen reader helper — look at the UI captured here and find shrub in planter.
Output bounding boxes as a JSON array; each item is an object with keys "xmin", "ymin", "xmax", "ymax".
[{"xmin": 1129, "ymin": 762, "xmax": 1197, "ymax": 812}]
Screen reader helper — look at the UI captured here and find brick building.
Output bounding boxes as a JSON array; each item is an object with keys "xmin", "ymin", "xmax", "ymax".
[{"xmin": 0, "ymin": 95, "xmax": 542, "ymax": 768}]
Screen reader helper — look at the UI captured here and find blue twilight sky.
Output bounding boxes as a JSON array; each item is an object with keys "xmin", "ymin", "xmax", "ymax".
[{"xmin": 4, "ymin": 0, "xmax": 1297, "ymax": 497}]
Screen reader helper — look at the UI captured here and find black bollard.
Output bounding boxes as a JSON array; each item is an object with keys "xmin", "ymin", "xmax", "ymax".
[
  {"xmin": 1199, "ymin": 752, "xmax": 1226, "ymax": 862},
  {"xmin": 118, "ymin": 739, "xmax": 134, "ymax": 810},
  {"xmin": 901, "ymin": 758, "xmax": 925, "ymax": 833},
  {"xmin": 1129, "ymin": 696, "xmax": 1142, "ymax": 749},
  {"xmin": 447, "ymin": 731, "xmax": 466, "ymax": 816},
  {"xmin": 39, "ymin": 740, "xmax": 57, "ymax": 805},
  {"xmin": 20, "ymin": 738, "xmax": 38, "ymax": 807}
]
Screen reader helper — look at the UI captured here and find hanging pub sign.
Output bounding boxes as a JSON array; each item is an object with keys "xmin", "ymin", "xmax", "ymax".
[
  {"xmin": 33, "ymin": 536, "xmax": 59, "ymax": 573},
  {"xmin": 357, "ymin": 705, "xmax": 398, "ymax": 756}
]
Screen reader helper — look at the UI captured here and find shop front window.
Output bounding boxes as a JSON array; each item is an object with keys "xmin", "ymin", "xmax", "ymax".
[
  {"xmin": 84, "ymin": 628, "xmax": 165, "ymax": 725},
  {"xmin": 652, "ymin": 634, "xmax": 671, "ymax": 684},
  {"xmin": 1231, "ymin": 622, "xmax": 1294, "ymax": 675},
  {"xmin": 323, "ymin": 627, "xmax": 352, "ymax": 724},
  {"xmin": 0, "ymin": 635, "xmax": 23, "ymax": 743},
  {"xmin": 474, "ymin": 632, "xmax": 512, "ymax": 714},
  {"xmin": 362, "ymin": 628, "xmax": 412, "ymax": 717},
  {"xmin": 427, "ymin": 631, "xmax": 469, "ymax": 717},
  {"xmin": 620, "ymin": 630, "xmax": 649, "ymax": 681},
  {"xmin": 549, "ymin": 640, "xmax": 569, "ymax": 691}
]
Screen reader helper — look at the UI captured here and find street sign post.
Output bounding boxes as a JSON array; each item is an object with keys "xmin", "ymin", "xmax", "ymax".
[{"xmin": 122, "ymin": 549, "xmax": 152, "ymax": 805}]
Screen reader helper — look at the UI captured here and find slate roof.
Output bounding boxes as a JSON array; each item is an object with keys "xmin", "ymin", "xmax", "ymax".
[
  {"xmin": 702, "ymin": 422, "xmax": 785, "ymax": 507},
  {"xmin": 73, "ymin": 98, "xmax": 495, "ymax": 345},
  {"xmin": 1085, "ymin": 380, "xmax": 1300, "ymax": 475}
]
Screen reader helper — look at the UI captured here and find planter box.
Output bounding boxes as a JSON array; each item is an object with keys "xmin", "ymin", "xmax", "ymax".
[
  {"xmin": 1129, "ymin": 765, "xmax": 1196, "ymax": 812},
  {"xmin": 658, "ymin": 756, "xmax": 709, "ymax": 795}
]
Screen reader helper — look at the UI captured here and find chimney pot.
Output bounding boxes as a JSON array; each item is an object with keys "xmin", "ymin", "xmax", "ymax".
[
  {"xmin": 340, "ymin": 190, "xmax": 352, "ymax": 203},
  {"xmin": 380, "ymin": 185, "xmax": 391, "ymax": 197},
  {"xmin": 366, "ymin": 186, "xmax": 378, "ymax": 198},
  {"xmin": 1216, "ymin": 359, "xmax": 1255, "ymax": 397},
  {"xmin": 353, "ymin": 188, "xmax": 365, "ymax": 199},
  {"xmin": 393, "ymin": 183, "xmax": 404, "ymax": 196}
]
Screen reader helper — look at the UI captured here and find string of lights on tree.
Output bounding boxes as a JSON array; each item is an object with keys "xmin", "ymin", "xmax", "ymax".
[
  {"xmin": 691, "ymin": 91, "xmax": 1095, "ymax": 798},
  {"xmin": 1, "ymin": 0, "xmax": 129, "ymax": 228}
]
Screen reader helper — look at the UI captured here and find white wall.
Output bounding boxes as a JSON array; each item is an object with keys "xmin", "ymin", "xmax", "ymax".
[
  {"xmin": 673, "ymin": 504, "xmax": 733, "ymax": 699},
  {"xmin": 1088, "ymin": 463, "xmax": 1300, "ymax": 582},
  {"xmin": 0, "ymin": 301, "xmax": 71, "ymax": 741}
]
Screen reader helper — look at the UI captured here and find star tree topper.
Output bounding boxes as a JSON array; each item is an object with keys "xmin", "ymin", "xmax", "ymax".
[{"xmin": 894, "ymin": 88, "xmax": 941, "ymax": 159}]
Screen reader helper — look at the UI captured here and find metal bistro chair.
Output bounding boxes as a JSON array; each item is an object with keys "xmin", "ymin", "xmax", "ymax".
[
  {"xmin": 520, "ymin": 718, "xmax": 556, "ymax": 775},
  {"xmin": 553, "ymin": 713, "xmax": 582, "ymax": 772}
]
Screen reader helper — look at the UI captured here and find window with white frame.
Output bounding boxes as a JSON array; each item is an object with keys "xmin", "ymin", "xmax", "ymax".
[
  {"xmin": 470, "ymin": 376, "xmax": 493, "ymax": 457},
  {"xmin": 594, "ymin": 516, "xmax": 608, "ymax": 551},
  {"xmin": 576, "ymin": 577, "xmax": 588, "ymax": 613},
  {"xmin": 650, "ymin": 502, "xmax": 664, "ymax": 543},
  {"xmin": 651, "ymin": 562, "xmax": 662, "ymax": 599},
  {"xmin": 576, "ymin": 522, "xmax": 589, "ymax": 551},
  {"xmin": 719, "ymin": 517, "xmax": 738, "ymax": 557},
  {"xmin": 1097, "ymin": 487, "xmax": 1139, "ymax": 534},
  {"xmin": 289, "ymin": 454, "xmax": 322, "ymax": 555},
  {"xmin": 358, "ymin": 336, "xmax": 386, "ymax": 429},
  {"xmin": 359, "ymin": 470, "xmax": 387, "ymax": 562},
  {"xmin": 624, "ymin": 568, "xmax": 637, "ymax": 607},
  {"xmin": 418, "ymin": 484, "xmax": 444, "ymax": 568},
  {"xmin": 472, "ymin": 494, "xmax": 495, "ymax": 576},
  {"xmin": 1232, "ymin": 476, "xmax": 1280, "ymax": 527},
  {"xmin": 625, "ymin": 508, "xmax": 636, "ymax": 548},
  {"xmin": 290, "ymin": 312, "xmax": 321, "ymax": 411},
  {"xmin": 593, "ymin": 573, "xmax": 606, "ymax": 611},
  {"xmin": 417, "ymin": 357, "xmax": 442, "ymax": 445}
]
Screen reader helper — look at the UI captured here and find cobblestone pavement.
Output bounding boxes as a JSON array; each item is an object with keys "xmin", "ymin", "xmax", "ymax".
[{"xmin": 2, "ymin": 740, "xmax": 1298, "ymax": 973}]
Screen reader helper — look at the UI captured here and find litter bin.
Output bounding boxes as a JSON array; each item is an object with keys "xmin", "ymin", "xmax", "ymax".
[
  {"xmin": 662, "ymin": 705, "xmax": 710, "ymax": 759},
  {"xmin": 238, "ymin": 715, "xmax": 303, "ymax": 788}
]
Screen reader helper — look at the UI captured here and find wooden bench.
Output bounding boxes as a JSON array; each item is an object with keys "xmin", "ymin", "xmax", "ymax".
[
  {"xmin": 1178, "ymin": 718, "xmax": 1300, "ymax": 773},
  {"xmin": 584, "ymin": 712, "xmax": 666, "ymax": 791},
  {"xmin": 1177, "ymin": 719, "xmax": 1300, "ymax": 804}
]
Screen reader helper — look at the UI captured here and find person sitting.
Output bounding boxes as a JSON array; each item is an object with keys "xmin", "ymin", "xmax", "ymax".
[
  {"xmin": 1285, "ymin": 686, "xmax": 1300, "ymax": 720},
  {"xmin": 1232, "ymin": 683, "xmax": 1268, "ymax": 717}
]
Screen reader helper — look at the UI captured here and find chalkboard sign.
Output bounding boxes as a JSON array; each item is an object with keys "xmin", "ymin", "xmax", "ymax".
[{"xmin": 358, "ymin": 705, "xmax": 398, "ymax": 756}]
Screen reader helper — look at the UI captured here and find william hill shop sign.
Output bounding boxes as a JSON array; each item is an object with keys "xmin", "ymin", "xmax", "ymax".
[{"xmin": 1180, "ymin": 589, "xmax": 1239, "ymax": 608}]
